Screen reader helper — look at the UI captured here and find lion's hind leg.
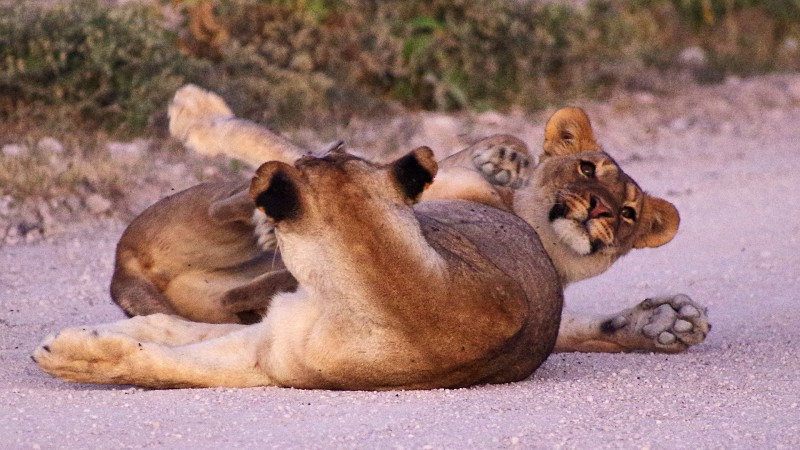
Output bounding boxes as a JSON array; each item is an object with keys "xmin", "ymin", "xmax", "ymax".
[
  {"xmin": 93, "ymin": 313, "xmax": 247, "ymax": 346},
  {"xmin": 168, "ymin": 84, "xmax": 308, "ymax": 167},
  {"xmin": 33, "ymin": 317, "xmax": 271, "ymax": 388}
]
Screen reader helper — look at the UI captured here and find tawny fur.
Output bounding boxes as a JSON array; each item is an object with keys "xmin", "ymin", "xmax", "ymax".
[
  {"xmin": 151, "ymin": 86, "xmax": 710, "ymax": 354},
  {"xmin": 34, "ymin": 149, "xmax": 563, "ymax": 389}
]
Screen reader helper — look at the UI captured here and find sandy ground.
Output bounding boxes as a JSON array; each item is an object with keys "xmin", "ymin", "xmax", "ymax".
[{"xmin": 2, "ymin": 76, "xmax": 800, "ymax": 448}]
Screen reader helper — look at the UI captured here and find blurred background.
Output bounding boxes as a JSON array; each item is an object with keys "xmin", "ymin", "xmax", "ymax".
[{"xmin": 2, "ymin": 0, "xmax": 799, "ymax": 243}]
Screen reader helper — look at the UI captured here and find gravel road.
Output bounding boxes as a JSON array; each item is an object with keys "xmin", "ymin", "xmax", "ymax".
[{"xmin": 2, "ymin": 76, "xmax": 800, "ymax": 449}]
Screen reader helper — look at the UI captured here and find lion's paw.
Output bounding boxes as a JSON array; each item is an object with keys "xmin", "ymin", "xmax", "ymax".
[
  {"xmin": 32, "ymin": 327, "xmax": 142, "ymax": 384},
  {"xmin": 471, "ymin": 141, "xmax": 533, "ymax": 188},
  {"xmin": 602, "ymin": 294, "xmax": 710, "ymax": 353},
  {"xmin": 168, "ymin": 84, "xmax": 234, "ymax": 153}
]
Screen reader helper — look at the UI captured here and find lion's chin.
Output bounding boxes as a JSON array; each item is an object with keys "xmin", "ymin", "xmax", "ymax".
[{"xmin": 551, "ymin": 218, "xmax": 593, "ymax": 256}]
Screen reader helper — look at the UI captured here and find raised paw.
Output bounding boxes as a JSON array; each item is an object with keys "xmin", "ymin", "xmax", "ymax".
[
  {"xmin": 168, "ymin": 84, "xmax": 234, "ymax": 152},
  {"xmin": 32, "ymin": 327, "xmax": 143, "ymax": 384},
  {"xmin": 602, "ymin": 294, "xmax": 710, "ymax": 353},
  {"xmin": 470, "ymin": 135, "xmax": 533, "ymax": 188}
]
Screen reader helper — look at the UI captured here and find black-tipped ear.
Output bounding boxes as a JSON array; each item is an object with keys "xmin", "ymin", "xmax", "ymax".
[
  {"xmin": 391, "ymin": 146, "xmax": 438, "ymax": 203},
  {"xmin": 249, "ymin": 162, "xmax": 302, "ymax": 223}
]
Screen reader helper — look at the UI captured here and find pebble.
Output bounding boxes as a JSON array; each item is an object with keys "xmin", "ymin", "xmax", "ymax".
[
  {"xmin": 85, "ymin": 194, "xmax": 112, "ymax": 215},
  {"xmin": 678, "ymin": 46, "xmax": 707, "ymax": 67},
  {"xmin": 1, "ymin": 143, "xmax": 27, "ymax": 157},
  {"xmin": 0, "ymin": 196, "xmax": 13, "ymax": 217},
  {"xmin": 37, "ymin": 137, "xmax": 65, "ymax": 155},
  {"xmin": 107, "ymin": 139, "xmax": 148, "ymax": 164},
  {"xmin": 668, "ymin": 118, "xmax": 690, "ymax": 131}
]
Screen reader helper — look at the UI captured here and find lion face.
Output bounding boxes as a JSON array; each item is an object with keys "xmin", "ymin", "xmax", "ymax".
[
  {"xmin": 542, "ymin": 151, "xmax": 645, "ymax": 257},
  {"xmin": 516, "ymin": 108, "xmax": 680, "ymax": 285}
]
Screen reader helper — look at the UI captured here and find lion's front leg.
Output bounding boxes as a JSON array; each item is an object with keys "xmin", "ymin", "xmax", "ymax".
[
  {"xmin": 32, "ymin": 318, "xmax": 273, "ymax": 388},
  {"xmin": 556, "ymin": 294, "xmax": 710, "ymax": 353}
]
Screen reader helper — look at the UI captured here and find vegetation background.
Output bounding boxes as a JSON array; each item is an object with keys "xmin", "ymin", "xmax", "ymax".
[{"xmin": 1, "ymin": 0, "xmax": 799, "ymax": 243}]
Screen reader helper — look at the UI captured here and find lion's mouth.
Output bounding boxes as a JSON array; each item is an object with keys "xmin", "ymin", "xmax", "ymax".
[{"xmin": 548, "ymin": 202, "xmax": 610, "ymax": 256}]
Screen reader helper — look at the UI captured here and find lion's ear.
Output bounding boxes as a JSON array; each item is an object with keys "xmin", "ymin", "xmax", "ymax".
[
  {"xmin": 390, "ymin": 146, "xmax": 438, "ymax": 204},
  {"xmin": 542, "ymin": 107, "xmax": 601, "ymax": 160},
  {"xmin": 634, "ymin": 195, "xmax": 680, "ymax": 249},
  {"xmin": 249, "ymin": 162, "xmax": 303, "ymax": 223}
]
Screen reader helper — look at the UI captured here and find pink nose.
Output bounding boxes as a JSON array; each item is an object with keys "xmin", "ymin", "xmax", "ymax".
[{"xmin": 588, "ymin": 195, "xmax": 612, "ymax": 219}]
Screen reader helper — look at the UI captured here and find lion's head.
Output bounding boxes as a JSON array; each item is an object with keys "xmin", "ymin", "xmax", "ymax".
[{"xmin": 516, "ymin": 107, "xmax": 680, "ymax": 285}]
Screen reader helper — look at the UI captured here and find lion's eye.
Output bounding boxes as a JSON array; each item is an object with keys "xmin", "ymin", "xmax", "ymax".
[
  {"xmin": 620, "ymin": 206, "xmax": 637, "ymax": 221},
  {"xmin": 579, "ymin": 161, "xmax": 596, "ymax": 178}
]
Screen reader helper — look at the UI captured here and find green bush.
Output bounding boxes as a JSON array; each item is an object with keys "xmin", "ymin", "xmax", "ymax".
[
  {"xmin": 0, "ymin": 0, "xmax": 202, "ymax": 134},
  {"xmin": 207, "ymin": 0, "xmax": 638, "ymax": 118},
  {"xmin": 2, "ymin": 0, "xmax": 799, "ymax": 136}
]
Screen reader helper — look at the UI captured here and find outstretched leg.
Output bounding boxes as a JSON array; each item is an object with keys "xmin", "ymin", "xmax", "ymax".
[
  {"xmin": 32, "ymin": 314, "xmax": 272, "ymax": 388},
  {"xmin": 91, "ymin": 313, "xmax": 247, "ymax": 345},
  {"xmin": 169, "ymin": 84, "xmax": 310, "ymax": 167},
  {"xmin": 556, "ymin": 294, "xmax": 710, "ymax": 353}
]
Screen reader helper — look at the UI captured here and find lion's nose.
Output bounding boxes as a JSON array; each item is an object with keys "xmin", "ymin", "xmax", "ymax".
[{"xmin": 588, "ymin": 195, "xmax": 612, "ymax": 219}]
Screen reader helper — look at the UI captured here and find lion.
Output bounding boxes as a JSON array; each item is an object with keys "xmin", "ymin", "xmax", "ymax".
[
  {"xmin": 33, "ymin": 147, "xmax": 564, "ymax": 389},
  {"xmin": 155, "ymin": 85, "xmax": 709, "ymax": 354}
]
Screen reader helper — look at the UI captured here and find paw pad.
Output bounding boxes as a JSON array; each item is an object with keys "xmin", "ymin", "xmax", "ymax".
[
  {"xmin": 471, "ymin": 140, "xmax": 533, "ymax": 188},
  {"xmin": 607, "ymin": 294, "xmax": 711, "ymax": 353}
]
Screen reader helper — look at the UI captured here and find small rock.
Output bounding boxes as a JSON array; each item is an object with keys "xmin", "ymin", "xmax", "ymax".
[
  {"xmin": 85, "ymin": 194, "xmax": 112, "ymax": 215},
  {"xmin": 725, "ymin": 75, "xmax": 742, "ymax": 86},
  {"xmin": 24, "ymin": 228, "xmax": 42, "ymax": 244},
  {"xmin": 64, "ymin": 195, "xmax": 83, "ymax": 213},
  {"xmin": 633, "ymin": 92, "xmax": 656, "ymax": 105},
  {"xmin": 0, "ymin": 196, "xmax": 13, "ymax": 217},
  {"xmin": 37, "ymin": 137, "xmax": 65, "ymax": 155},
  {"xmin": 782, "ymin": 37, "xmax": 799, "ymax": 53},
  {"xmin": 678, "ymin": 46, "xmax": 707, "ymax": 67},
  {"xmin": 668, "ymin": 117, "xmax": 691, "ymax": 131},
  {"xmin": 1, "ymin": 144, "xmax": 27, "ymax": 157},
  {"xmin": 107, "ymin": 139, "xmax": 148, "ymax": 164},
  {"xmin": 5, "ymin": 226, "xmax": 21, "ymax": 245},
  {"xmin": 289, "ymin": 53, "xmax": 314, "ymax": 73},
  {"xmin": 202, "ymin": 166, "xmax": 220, "ymax": 178},
  {"xmin": 477, "ymin": 110, "xmax": 506, "ymax": 126}
]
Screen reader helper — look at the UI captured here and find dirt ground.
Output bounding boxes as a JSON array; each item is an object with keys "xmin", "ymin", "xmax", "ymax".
[{"xmin": 2, "ymin": 74, "xmax": 800, "ymax": 448}]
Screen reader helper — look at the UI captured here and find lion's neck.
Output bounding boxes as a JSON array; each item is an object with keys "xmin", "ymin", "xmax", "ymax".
[{"xmin": 277, "ymin": 207, "xmax": 446, "ymax": 302}]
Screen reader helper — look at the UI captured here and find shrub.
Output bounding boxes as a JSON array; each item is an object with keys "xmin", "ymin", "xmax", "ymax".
[
  {"xmin": 2, "ymin": 0, "xmax": 799, "ymax": 135},
  {"xmin": 0, "ymin": 0, "xmax": 202, "ymax": 135}
]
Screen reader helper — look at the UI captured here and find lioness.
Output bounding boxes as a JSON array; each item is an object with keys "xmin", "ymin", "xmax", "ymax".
[
  {"xmin": 156, "ymin": 85, "xmax": 709, "ymax": 353},
  {"xmin": 34, "ymin": 147, "xmax": 563, "ymax": 389}
]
